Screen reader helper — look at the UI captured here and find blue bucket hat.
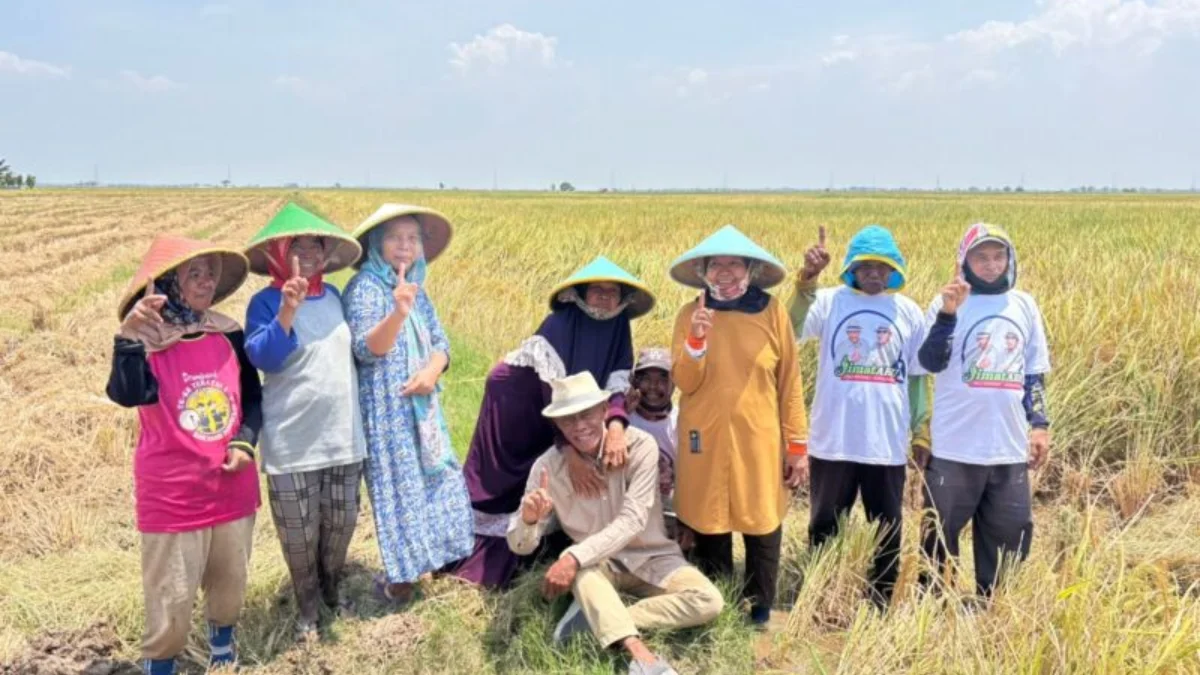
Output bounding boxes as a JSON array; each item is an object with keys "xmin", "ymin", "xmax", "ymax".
[{"xmin": 840, "ymin": 224, "xmax": 907, "ymax": 292}]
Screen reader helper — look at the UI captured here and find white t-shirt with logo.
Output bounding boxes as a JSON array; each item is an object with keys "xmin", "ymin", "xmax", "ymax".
[
  {"xmin": 800, "ymin": 287, "xmax": 929, "ymax": 466},
  {"xmin": 926, "ymin": 291, "xmax": 1051, "ymax": 465}
]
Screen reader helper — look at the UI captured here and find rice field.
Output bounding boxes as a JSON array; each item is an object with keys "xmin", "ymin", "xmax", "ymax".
[{"xmin": 1, "ymin": 188, "xmax": 1198, "ymax": 674}]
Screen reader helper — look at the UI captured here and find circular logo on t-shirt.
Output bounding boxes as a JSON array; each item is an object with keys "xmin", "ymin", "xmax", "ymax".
[
  {"xmin": 960, "ymin": 315, "xmax": 1026, "ymax": 389},
  {"xmin": 177, "ymin": 382, "xmax": 235, "ymax": 442},
  {"xmin": 829, "ymin": 310, "xmax": 907, "ymax": 384}
]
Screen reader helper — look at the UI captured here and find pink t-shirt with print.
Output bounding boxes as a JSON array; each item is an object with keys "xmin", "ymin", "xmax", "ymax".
[{"xmin": 135, "ymin": 334, "xmax": 260, "ymax": 533}]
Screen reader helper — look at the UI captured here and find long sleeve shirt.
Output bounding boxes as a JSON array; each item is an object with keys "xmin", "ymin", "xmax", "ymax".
[
  {"xmin": 507, "ymin": 427, "xmax": 686, "ymax": 586},
  {"xmin": 105, "ymin": 330, "xmax": 262, "ymax": 533},
  {"xmin": 671, "ymin": 294, "xmax": 808, "ymax": 535},
  {"xmin": 243, "ymin": 286, "xmax": 367, "ymax": 474}
]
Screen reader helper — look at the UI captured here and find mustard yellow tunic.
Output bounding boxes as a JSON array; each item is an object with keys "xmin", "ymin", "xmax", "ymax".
[{"xmin": 671, "ymin": 295, "xmax": 808, "ymax": 536}]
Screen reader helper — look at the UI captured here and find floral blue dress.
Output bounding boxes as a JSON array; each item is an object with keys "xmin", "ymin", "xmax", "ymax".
[{"xmin": 344, "ymin": 271, "xmax": 473, "ymax": 584}]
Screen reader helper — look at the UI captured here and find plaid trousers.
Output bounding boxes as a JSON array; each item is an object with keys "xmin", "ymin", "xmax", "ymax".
[{"xmin": 267, "ymin": 462, "xmax": 363, "ymax": 623}]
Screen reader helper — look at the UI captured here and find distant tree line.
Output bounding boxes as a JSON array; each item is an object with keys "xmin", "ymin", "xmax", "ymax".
[{"xmin": 0, "ymin": 159, "xmax": 36, "ymax": 189}]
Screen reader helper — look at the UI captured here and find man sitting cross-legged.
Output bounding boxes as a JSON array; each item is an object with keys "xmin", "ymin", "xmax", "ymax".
[{"xmin": 508, "ymin": 372, "xmax": 724, "ymax": 675}]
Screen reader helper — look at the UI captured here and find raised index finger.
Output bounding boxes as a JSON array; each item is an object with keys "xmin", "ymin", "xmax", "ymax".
[
  {"xmin": 144, "ymin": 275, "xmax": 163, "ymax": 302},
  {"xmin": 397, "ymin": 262, "xmax": 407, "ymax": 282},
  {"xmin": 292, "ymin": 255, "xmax": 301, "ymax": 279},
  {"xmin": 818, "ymin": 225, "xmax": 827, "ymax": 248},
  {"xmin": 698, "ymin": 292, "xmax": 706, "ymax": 311},
  {"xmin": 540, "ymin": 467, "xmax": 550, "ymax": 490}
]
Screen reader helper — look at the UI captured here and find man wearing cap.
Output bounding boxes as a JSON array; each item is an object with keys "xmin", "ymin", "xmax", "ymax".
[
  {"xmin": 917, "ymin": 223, "xmax": 1052, "ymax": 598},
  {"xmin": 869, "ymin": 325, "xmax": 896, "ymax": 368},
  {"xmin": 789, "ymin": 224, "xmax": 930, "ymax": 607},
  {"xmin": 845, "ymin": 323, "xmax": 866, "ymax": 363},
  {"xmin": 509, "ymin": 372, "xmax": 723, "ymax": 675},
  {"xmin": 1001, "ymin": 332, "xmax": 1024, "ymax": 374},
  {"xmin": 668, "ymin": 224, "xmax": 809, "ymax": 628},
  {"xmin": 973, "ymin": 331, "xmax": 995, "ymax": 370},
  {"xmin": 624, "ymin": 347, "xmax": 679, "ymax": 536}
]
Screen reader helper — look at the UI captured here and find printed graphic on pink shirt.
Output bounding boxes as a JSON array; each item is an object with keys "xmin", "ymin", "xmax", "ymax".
[{"xmin": 177, "ymin": 371, "xmax": 237, "ymax": 442}]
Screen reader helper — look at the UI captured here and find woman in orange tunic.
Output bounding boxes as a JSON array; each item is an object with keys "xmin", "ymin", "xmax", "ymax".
[{"xmin": 669, "ymin": 225, "xmax": 809, "ymax": 628}]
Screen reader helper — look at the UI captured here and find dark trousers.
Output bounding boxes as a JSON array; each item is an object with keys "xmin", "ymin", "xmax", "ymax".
[
  {"xmin": 690, "ymin": 526, "xmax": 783, "ymax": 617},
  {"xmin": 808, "ymin": 457, "xmax": 906, "ymax": 606},
  {"xmin": 920, "ymin": 457, "xmax": 1033, "ymax": 596}
]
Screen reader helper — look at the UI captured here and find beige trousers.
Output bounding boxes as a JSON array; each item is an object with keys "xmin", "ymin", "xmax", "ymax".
[
  {"xmin": 139, "ymin": 515, "xmax": 255, "ymax": 659},
  {"xmin": 572, "ymin": 562, "xmax": 724, "ymax": 648}
]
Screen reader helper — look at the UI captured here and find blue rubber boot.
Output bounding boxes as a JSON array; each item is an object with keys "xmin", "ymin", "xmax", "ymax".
[
  {"xmin": 208, "ymin": 623, "xmax": 237, "ymax": 669},
  {"xmin": 142, "ymin": 657, "xmax": 175, "ymax": 675}
]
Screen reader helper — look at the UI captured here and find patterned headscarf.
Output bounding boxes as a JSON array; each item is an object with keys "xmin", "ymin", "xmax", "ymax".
[
  {"xmin": 123, "ymin": 254, "xmax": 239, "ymax": 352},
  {"xmin": 157, "ymin": 257, "xmax": 217, "ymax": 326},
  {"xmin": 957, "ymin": 222, "xmax": 1018, "ymax": 295}
]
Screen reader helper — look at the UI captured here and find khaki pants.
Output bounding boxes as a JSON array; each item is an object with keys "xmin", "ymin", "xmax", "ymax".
[
  {"xmin": 140, "ymin": 515, "xmax": 255, "ymax": 660},
  {"xmin": 572, "ymin": 562, "xmax": 724, "ymax": 648}
]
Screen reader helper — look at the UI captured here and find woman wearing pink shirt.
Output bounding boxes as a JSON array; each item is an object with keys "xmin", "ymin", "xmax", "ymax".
[{"xmin": 106, "ymin": 236, "xmax": 263, "ymax": 675}]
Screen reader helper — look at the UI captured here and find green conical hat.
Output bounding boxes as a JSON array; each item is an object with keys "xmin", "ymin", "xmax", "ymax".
[
  {"xmin": 669, "ymin": 224, "xmax": 788, "ymax": 289},
  {"xmin": 549, "ymin": 256, "xmax": 656, "ymax": 320},
  {"xmin": 244, "ymin": 202, "xmax": 362, "ymax": 276}
]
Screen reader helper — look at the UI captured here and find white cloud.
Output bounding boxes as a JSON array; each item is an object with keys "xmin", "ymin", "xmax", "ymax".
[
  {"xmin": 273, "ymin": 75, "xmax": 310, "ymax": 95},
  {"xmin": 962, "ymin": 68, "xmax": 1001, "ymax": 85},
  {"xmin": 948, "ymin": 0, "xmax": 1200, "ymax": 55},
  {"xmin": 663, "ymin": 65, "xmax": 779, "ymax": 101},
  {"xmin": 201, "ymin": 3, "xmax": 233, "ymax": 16},
  {"xmin": 0, "ymin": 51, "xmax": 71, "ymax": 79},
  {"xmin": 806, "ymin": 1, "xmax": 1200, "ymax": 94},
  {"xmin": 121, "ymin": 70, "xmax": 183, "ymax": 93},
  {"xmin": 448, "ymin": 24, "xmax": 566, "ymax": 75},
  {"xmin": 890, "ymin": 65, "xmax": 934, "ymax": 92},
  {"xmin": 271, "ymin": 75, "xmax": 337, "ymax": 101},
  {"xmin": 821, "ymin": 49, "xmax": 857, "ymax": 66}
]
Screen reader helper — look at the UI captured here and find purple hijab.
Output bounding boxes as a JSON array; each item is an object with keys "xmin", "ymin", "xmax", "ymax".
[
  {"xmin": 536, "ymin": 302, "xmax": 634, "ymax": 381},
  {"xmin": 463, "ymin": 302, "xmax": 633, "ymax": 516}
]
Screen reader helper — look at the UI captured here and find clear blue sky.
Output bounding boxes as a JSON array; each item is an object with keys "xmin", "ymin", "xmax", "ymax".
[{"xmin": 2, "ymin": 0, "xmax": 1197, "ymax": 189}]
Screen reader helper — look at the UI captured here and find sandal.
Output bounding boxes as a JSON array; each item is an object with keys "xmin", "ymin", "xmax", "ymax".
[{"xmin": 373, "ymin": 575, "xmax": 418, "ymax": 607}]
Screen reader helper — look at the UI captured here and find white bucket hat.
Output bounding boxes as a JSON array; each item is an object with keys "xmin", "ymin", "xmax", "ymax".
[{"xmin": 542, "ymin": 372, "xmax": 613, "ymax": 419}]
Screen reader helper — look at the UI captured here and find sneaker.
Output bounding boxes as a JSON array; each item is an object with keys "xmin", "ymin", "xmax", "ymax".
[
  {"xmin": 552, "ymin": 599, "xmax": 591, "ymax": 644},
  {"xmin": 629, "ymin": 658, "xmax": 680, "ymax": 675},
  {"xmin": 373, "ymin": 576, "xmax": 418, "ymax": 608}
]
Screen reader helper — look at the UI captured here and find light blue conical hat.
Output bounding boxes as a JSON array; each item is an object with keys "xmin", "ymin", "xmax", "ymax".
[
  {"xmin": 669, "ymin": 224, "xmax": 788, "ymax": 290},
  {"xmin": 549, "ymin": 255, "xmax": 656, "ymax": 319}
]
